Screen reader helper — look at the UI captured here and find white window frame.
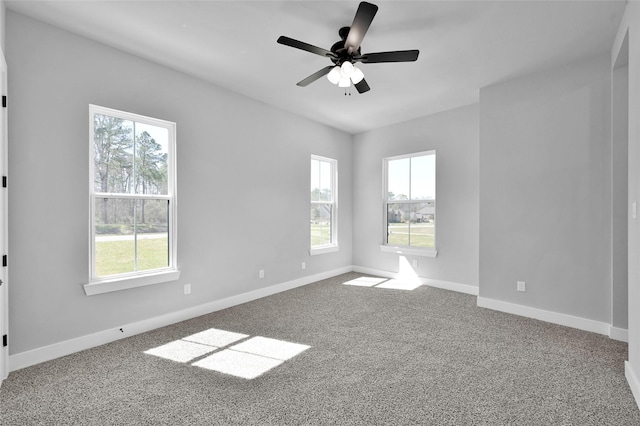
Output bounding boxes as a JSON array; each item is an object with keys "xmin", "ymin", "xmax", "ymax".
[
  {"xmin": 84, "ymin": 105, "xmax": 179, "ymax": 295},
  {"xmin": 310, "ymin": 155, "xmax": 338, "ymax": 255},
  {"xmin": 381, "ymin": 150, "xmax": 437, "ymax": 258}
]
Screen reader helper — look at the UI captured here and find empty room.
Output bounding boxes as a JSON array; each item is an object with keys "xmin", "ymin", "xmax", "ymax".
[{"xmin": 2, "ymin": 0, "xmax": 640, "ymax": 424}]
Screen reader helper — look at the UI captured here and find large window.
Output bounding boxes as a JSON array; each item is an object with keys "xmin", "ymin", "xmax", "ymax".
[
  {"xmin": 310, "ymin": 155, "xmax": 338, "ymax": 254},
  {"xmin": 383, "ymin": 151, "xmax": 436, "ymax": 256},
  {"xmin": 86, "ymin": 105, "xmax": 178, "ymax": 295}
]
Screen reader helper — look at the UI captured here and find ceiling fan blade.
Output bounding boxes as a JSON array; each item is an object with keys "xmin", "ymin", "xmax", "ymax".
[
  {"xmin": 297, "ymin": 66, "xmax": 334, "ymax": 87},
  {"xmin": 354, "ymin": 79, "xmax": 370, "ymax": 94},
  {"xmin": 277, "ymin": 36, "xmax": 335, "ymax": 59},
  {"xmin": 360, "ymin": 50, "xmax": 420, "ymax": 63},
  {"xmin": 345, "ymin": 2, "xmax": 378, "ymax": 54}
]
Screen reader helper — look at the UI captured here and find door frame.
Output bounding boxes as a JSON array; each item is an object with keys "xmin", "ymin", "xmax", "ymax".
[{"xmin": 0, "ymin": 50, "xmax": 8, "ymax": 384}]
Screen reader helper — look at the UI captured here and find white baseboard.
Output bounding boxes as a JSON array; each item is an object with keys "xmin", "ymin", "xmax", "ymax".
[
  {"xmin": 476, "ymin": 296, "xmax": 611, "ymax": 336},
  {"xmin": 423, "ymin": 278, "xmax": 479, "ymax": 296},
  {"xmin": 352, "ymin": 265, "xmax": 479, "ymax": 296},
  {"xmin": 9, "ymin": 266, "xmax": 352, "ymax": 372},
  {"xmin": 610, "ymin": 326, "xmax": 629, "ymax": 342},
  {"xmin": 626, "ymin": 361, "xmax": 640, "ymax": 411}
]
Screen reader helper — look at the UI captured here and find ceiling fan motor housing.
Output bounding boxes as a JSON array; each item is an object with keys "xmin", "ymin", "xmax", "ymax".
[{"xmin": 330, "ymin": 27, "xmax": 361, "ymax": 65}]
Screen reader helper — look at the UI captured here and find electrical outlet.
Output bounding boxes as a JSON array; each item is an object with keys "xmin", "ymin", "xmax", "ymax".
[
  {"xmin": 259, "ymin": 269, "xmax": 265, "ymax": 278},
  {"xmin": 517, "ymin": 281, "xmax": 526, "ymax": 292},
  {"xmin": 412, "ymin": 259, "xmax": 418, "ymax": 268},
  {"xmin": 301, "ymin": 262, "xmax": 306, "ymax": 270},
  {"xmin": 184, "ymin": 283, "xmax": 191, "ymax": 295}
]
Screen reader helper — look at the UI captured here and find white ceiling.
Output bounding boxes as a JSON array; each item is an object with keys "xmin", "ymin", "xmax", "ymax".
[{"xmin": 5, "ymin": 0, "xmax": 626, "ymax": 134}]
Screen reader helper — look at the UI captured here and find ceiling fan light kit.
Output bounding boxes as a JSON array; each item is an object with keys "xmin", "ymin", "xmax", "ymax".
[
  {"xmin": 327, "ymin": 66, "xmax": 342, "ymax": 84},
  {"xmin": 277, "ymin": 1, "xmax": 419, "ymax": 94},
  {"xmin": 327, "ymin": 62, "xmax": 365, "ymax": 88},
  {"xmin": 350, "ymin": 66, "xmax": 365, "ymax": 84},
  {"xmin": 338, "ymin": 77, "xmax": 351, "ymax": 88}
]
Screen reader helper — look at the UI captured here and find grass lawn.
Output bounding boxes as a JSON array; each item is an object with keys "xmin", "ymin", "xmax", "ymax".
[
  {"xmin": 387, "ymin": 223, "xmax": 435, "ymax": 248},
  {"xmin": 310, "ymin": 223, "xmax": 331, "ymax": 246},
  {"xmin": 96, "ymin": 236, "xmax": 168, "ymax": 277}
]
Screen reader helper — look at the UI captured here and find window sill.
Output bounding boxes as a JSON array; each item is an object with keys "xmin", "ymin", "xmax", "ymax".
[
  {"xmin": 309, "ymin": 245, "xmax": 339, "ymax": 256},
  {"xmin": 84, "ymin": 269, "xmax": 181, "ymax": 296},
  {"xmin": 380, "ymin": 245, "xmax": 438, "ymax": 258}
]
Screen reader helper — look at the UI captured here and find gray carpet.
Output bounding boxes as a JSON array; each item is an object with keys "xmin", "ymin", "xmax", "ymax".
[{"xmin": 1, "ymin": 272, "xmax": 639, "ymax": 425}]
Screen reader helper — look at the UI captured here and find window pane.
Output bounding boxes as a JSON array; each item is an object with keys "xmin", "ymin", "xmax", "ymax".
[
  {"xmin": 311, "ymin": 159, "xmax": 333, "ymax": 202},
  {"xmin": 134, "ymin": 123, "xmax": 169, "ymax": 196},
  {"xmin": 410, "ymin": 154, "xmax": 435, "ymax": 200},
  {"xmin": 311, "ymin": 159, "xmax": 320, "ymax": 202},
  {"xmin": 387, "ymin": 203, "xmax": 409, "ymax": 246},
  {"xmin": 319, "ymin": 160, "xmax": 332, "ymax": 201},
  {"xmin": 95, "ymin": 198, "xmax": 135, "ymax": 277},
  {"xmin": 311, "ymin": 204, "xmax": 332, "ymax": 246},
  {"xmin": 93, "ymin": 114, "xmax": 134, "ymax": 193},
  {"xmin": 410, "ymin": 201, "xmax": 435, "ymax": 248},
  {"xmin": 387, "ymin": 202, "xmax": 435, "ymax": 248},
  {"xmin": 387, "ymin": 158, "xmax": 410, "ymax": 201},
  {"xmin": 136, "ymin": 199, "xmax": 169, "ymax": 271}
]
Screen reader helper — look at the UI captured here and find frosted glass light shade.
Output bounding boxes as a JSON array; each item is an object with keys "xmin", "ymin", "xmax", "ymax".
[
  {"xmin": 327, "ymin": 66, "xmax": 341, "ymax": 84},
  {"xmin": 340, "ymin": 61, "xmax": 354, "ymax": 78},
  {"xmin": 338, "ymin": 77, "xmax": 351, "ymax": 88},
  {"xmin": 351, "ymin": 66, "xmax": 364, "ymax": 84}
]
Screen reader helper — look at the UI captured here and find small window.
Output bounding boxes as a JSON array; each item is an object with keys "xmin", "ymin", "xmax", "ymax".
[
  {"xmin": 310, "ymin": 155, "xmax": 338, "ymax": 255},
  {"xmin": 86, "ymin": 105, "xmax": 179, "ymax": 295},
  {"xmin": 383, "ymin": 151, "xmax": 436, "ymax": 256}
]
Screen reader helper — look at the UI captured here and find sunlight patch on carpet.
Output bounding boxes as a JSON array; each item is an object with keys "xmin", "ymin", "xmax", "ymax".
[
  {"xmin": 144, "ymin": 340, "xmax": 217, "ymax": 363},
  {"xmin": 376, "ymin": 279, "xmax": 422, "ymax": 291},
  {"xmin": 342, "ymin": 277, "xmax": 388, "ymax": 287},
  {"xmin": 230, "ymin": 336, "xmax": 310, "ymax": 360},
  {"xmin": 343, "ymin": 273, "xmax": 423, "ymax": 291},
  {"xmin": 144, "ymin": 327, "xmax": 310, "ymax": 379},
  {"xmin": 193, "ymin": 350, "xmax": 284, "ymax": 380},
  {"xmin": 183, "ymin": 328, "xmax": 248, "ymax": 347}
]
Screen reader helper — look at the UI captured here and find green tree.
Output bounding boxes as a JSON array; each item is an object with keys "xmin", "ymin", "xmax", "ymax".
[
  {"xmin": 93, "ymin": 114, "xmax": 133, "ymax": 223},
  {"xmin": 135, "ymin": 131, "xmax": 167, "ymax": 223}
]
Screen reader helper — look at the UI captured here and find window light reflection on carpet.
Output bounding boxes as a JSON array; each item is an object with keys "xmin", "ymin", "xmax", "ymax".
[
  {"xmin": 182, "ymin": 328, "xmax": 248, "ymax": 347},
  {"xmin": 342, "ymin": 275, "xmax": 423, "ymax": 290},
  {"xmin": 144, "ymin": 340, "xmax": 217, "ymax": 363},
  {"xmin": 342, "ymin": 277, "xmax": 388, "ymax": 287},
  {"xmin": 193, "ymin": 349, "xmax": 285, "ymax": 380},
  {"xmin": 193, "ymin": 336, "xmax": 310, "ymax": 379},
  {"xmin": 144, "ymin": 328, "xmax": 310, "ymax": 379},
  {"xmin": 376, "ymin": 279, "xmax": 422, "ymax": 291},
  {"xmin": 231, "ymin": 336, "xmax": 310, "ymax": 360},
  {"xmin": 343, "ymin": 257, "xmax": 423, "ymax": 291}
]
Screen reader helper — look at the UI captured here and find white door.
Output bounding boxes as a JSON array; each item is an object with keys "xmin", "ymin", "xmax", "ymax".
[{"xmin": 0, "ymin": 51, "xmax": 8, "ymax": 384}]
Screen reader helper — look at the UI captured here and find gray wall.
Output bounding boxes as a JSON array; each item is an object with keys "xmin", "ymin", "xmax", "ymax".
[
  {"xmin": 479, "ymin": 54, "xmax": 612, "ymax": 323},
  {"xmin": 0, "ymin": 0, "xmax": 5, "ymax": 53},
  {"xmin": 6, "ymin": 11, "xmax": 352, "ymax": 354},
  {"xmin": 612, "ymin": 58, "xmax": 628, "ymax": 330},
  {"xmin": 352, "ymin": 104, "xmax": 479, "ymax": 287}
]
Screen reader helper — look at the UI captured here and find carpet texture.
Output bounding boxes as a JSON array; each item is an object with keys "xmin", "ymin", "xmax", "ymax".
[{"xmin": 1, "ymin": 272, "xmax": 639, "ymax": 425}]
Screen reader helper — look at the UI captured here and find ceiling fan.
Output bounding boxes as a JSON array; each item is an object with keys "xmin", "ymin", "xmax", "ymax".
[{"xmin": 277, "ymin": 1, "xmax": 419, "ymax": 94}]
